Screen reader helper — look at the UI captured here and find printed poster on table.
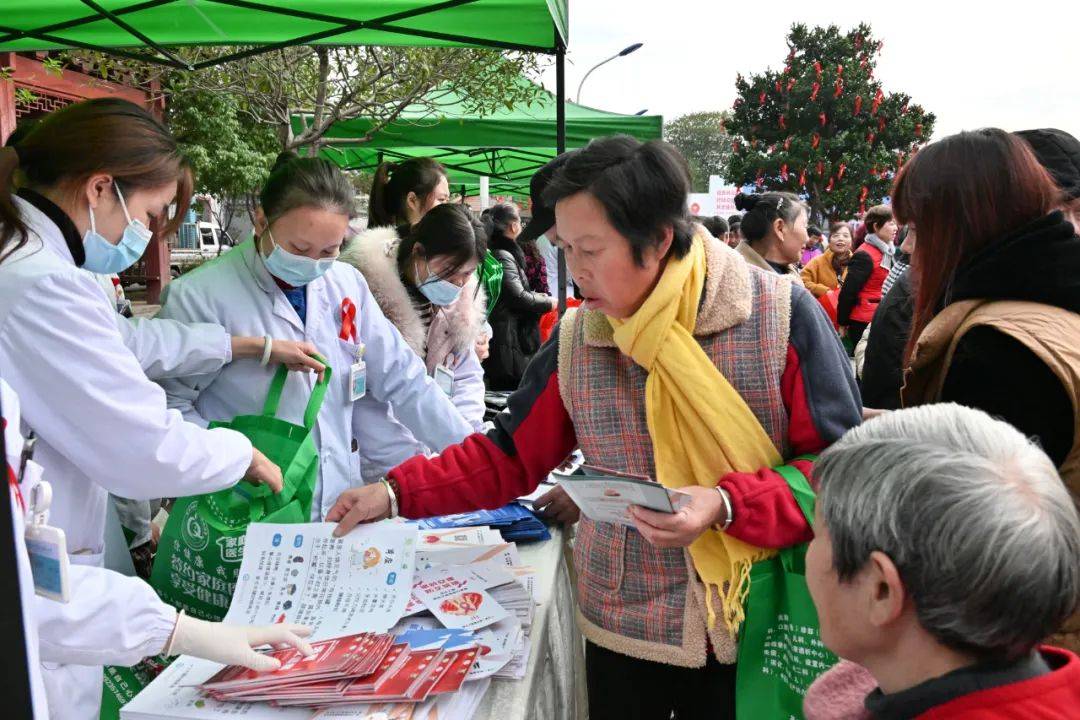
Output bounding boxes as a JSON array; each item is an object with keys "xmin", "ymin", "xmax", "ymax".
[{"xmin": 223, "ymin": 522, "xmax": 416, "ymax": 640}]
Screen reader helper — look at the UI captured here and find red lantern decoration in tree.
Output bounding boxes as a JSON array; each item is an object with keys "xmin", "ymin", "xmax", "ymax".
[
  {"xmin": 819, "ymin": 112, "xmax": 827, "ymax": 126},
  {"xmin": 837, "ymin": 64, "xmax": 844, "ymax": 77},
  {"xmin": 779, "ymin": 115, "xmax": 787, "ymax": 130},
  {"xmin": 786, "ymin": 78, "xmax": 796, "ymax": 92},
  {"xmin": 871, "ymin": 88, "xmax": 884, "ymax": 115},
  {"xmin": 783, "ymin": 136, "xmax": 792, "ymax": 151},
  {"xmin": 759, "ymin": 91, "xmax": 767, "ymax": 106},
  {"xmin": 859, "ymin": 186, "xmax": 869, "ymax": 202},
  {"xmin": 878, "ymin": 115, "xmax": 887, "ymax": 132},
  {"xmin": 854, "ymin": 95, "xmax": 863, "ymax": 115},
  {"xmin": 814, "ymin": 60, "xmax": 823, "ymax": 77},
  {"xmin": 780, "ymin": 163, "xmax": 789, "ymax": 181},
  {"xmin": 810, "ymin": 81, "xmax": 821, "ymax": 101},
  {"xmin": 799, "ymin": 169, "xmax": 807, "ymax": 187},
  {"xmin": 812, "ymin": 133, "xmax": 821, "ymax": 149},
  {"xmin": 816, "ymin": 160, "xmax": 825, "ymax": 176},
  {"xmin": 826, "ymin": 177, "xmax": 835, "ymax": 192},
  {"xmin": 775, "ymin": 80, "xmax": 782, "ymax": 94},
  {"xmin": 838, "ymin": 162, "xmax": 847, "ymax": 179},
  {"xmin": 867, "ymin": 131, "xmax": 876, "ymax": 144},
  {"xmin": 915, "ymin": 123, "xmax": 923, "ymax": 138},
  {"xmin": 834, "ymin": 80, "xmax": 844, "ymax": 98}
]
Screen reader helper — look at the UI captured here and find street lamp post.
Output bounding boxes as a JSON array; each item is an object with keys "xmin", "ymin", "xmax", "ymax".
[{"xmin": 575, "ymin": 42, "xmax": 643, "ymax": 104}]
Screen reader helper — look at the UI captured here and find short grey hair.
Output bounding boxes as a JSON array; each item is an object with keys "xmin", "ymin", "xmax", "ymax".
[{"xmin": 815, "ymin": 403, "xmax": 1080, "ymax": 659}]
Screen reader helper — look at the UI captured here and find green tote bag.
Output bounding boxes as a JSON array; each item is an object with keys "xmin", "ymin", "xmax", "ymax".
[
  {"xmin": 735, "ymin": 458, "xmax": 839, "ymax": 720},
  {"xmin": 149, "ymin": 360, "xmax": 331, "ymax": 621}
]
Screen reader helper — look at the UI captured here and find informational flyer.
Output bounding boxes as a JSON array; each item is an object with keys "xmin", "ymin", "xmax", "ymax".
[
  {"xmin": 412, "ymin": 564, "xmax": 513, "ymax": 631},
  {"xmin": 552, "ymin": 466, "xmax": 691, "ymax": 527},
  {"xmin": 223, "ymin": 522, "xmax": 417, "ymax": 640}
]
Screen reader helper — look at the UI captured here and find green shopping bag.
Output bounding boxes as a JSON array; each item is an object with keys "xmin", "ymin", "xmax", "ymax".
[
  {"xmin": 735, "ymin": 458, "xmax": 838, "ymax": 720},
  {"xmin": 149, "ymin": 360, "xmax": 331, "ymax": 621}
]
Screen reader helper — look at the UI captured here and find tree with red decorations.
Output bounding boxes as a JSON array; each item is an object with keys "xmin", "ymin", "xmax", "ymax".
[{"xmin": 723, "ymin": 23, "xmax": 935, "ymax": 221}]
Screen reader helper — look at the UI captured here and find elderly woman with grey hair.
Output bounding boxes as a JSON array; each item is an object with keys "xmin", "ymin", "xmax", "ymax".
[{"xmin": 802, "ymin": 403, "xmax": 1080, "ymax": 720}]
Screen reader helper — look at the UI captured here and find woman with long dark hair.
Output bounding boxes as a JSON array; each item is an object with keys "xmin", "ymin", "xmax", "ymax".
[
  {"xmin": 0, "ymin": 99, "xmax": 319, "ymax": 717},
  {"xmin": 481, "ymin": 202, "xmax": 557, "ymax": 390},
  {"xmin": 897, "ymin": 128, "xmax": 1080, "ymax": 652}
]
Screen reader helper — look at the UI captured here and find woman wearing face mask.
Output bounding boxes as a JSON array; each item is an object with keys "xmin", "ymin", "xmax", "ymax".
[
  {"xmin": 340, "ymin": 203, "xmax": 488, "ymax": 435},
  {"xmin": 0, "ymin": 99, "xmax": 319, "ymax": 719},
  {"xmin": 800, "ymin": 222, "xmax": 853, "ymax": 297},
  {"xmin": 837, "ymin": 205, "xmax": 898, "ymax": 350},
  {"xmin": 733, "ymin": 192, "xmax": 807, "ymax": 284},
  {"xmin": 482, "ymin": 202, "xmax": 558, "ymax": 390},
  {"xmin": 157, "ymin": 153, "xmax": 474, "ymax": 520}
]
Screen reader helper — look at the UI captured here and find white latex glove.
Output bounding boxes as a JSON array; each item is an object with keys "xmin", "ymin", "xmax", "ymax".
[{"xmin": 166, "ymin": 611, "xmax": 315, "ymax": 671}]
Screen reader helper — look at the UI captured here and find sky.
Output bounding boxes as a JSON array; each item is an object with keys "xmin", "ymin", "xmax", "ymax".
[{"xmin": 537, "ymin": 1, "xmax": 1080, "ymax": 141}]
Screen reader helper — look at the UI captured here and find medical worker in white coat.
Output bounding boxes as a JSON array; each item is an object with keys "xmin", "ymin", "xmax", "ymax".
[
  {"xmin": 157, "ymin": 153, "xmax": 475, "ymax": 521},
  {"xmin": 0, "ymin": 99, "xmax": 318, "ymax": 719}
]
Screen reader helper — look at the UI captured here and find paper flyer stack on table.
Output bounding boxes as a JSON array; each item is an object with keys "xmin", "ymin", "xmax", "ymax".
[{"xmin": 122, "ymin": 519, "xmax": 540, "ymax": 720}]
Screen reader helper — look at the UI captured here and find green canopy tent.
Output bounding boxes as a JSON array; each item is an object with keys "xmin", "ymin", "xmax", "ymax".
[
  {"xmin": 293, "ymin": 77, "xmax": 663, "ymax": 199},
  {"xmin": 0, "ymin": 0, "xmax": 568, "ymax": 68}
]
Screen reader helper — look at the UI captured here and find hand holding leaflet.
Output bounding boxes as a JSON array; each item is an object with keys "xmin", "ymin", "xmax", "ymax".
[{"xmin": 551, "ymin": 464, "xmax": 691, "ymax": 527}]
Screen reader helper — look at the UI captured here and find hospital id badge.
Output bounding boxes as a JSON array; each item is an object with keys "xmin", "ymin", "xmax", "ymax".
[
  {"xmin": 434, "ymin": 364, "xmax": 455, "ymax": 397},
  {"xmin": 350, "ymin": 360, "xmax": 367, "ymax": 401},
  {"xmin": 25, "ymin": 523, "xmax": 70, "ymax": 603}
]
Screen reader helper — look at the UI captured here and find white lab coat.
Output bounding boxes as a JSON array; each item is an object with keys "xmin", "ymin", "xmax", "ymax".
[
  {"xmin": 0, "ymin": 197, "xmax": 255, "ymax": 719},
  {"xmin": 156, "ymin": 238, "xmax": 475, "ymax": 520},
  {"xmin": 3, "ymin": 379, "xmax": 49, "ymax": 718}
]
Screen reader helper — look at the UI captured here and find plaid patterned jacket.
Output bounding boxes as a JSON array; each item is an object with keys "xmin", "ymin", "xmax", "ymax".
[
  {"xmin": 557, "ymin": 240, "xmax": 792, "ymax": 667},
  {"xmin": 390, "ymin": 236, "xmax": 863, "ymax": 668}
]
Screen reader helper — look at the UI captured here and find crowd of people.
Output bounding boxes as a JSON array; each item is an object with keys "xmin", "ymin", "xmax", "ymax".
[{"xmin": 0, "ymin": 96, "xmax": 1078, "ymax": 720}]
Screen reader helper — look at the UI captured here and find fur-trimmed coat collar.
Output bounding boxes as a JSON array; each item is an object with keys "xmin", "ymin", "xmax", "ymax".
[{"xmin": 340, "ymin": 226, "xmax": 486, "ymax": 369}]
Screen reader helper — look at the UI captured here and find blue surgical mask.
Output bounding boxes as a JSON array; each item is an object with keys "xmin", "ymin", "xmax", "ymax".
[
  {"xmin": 262, "ymin": 229, "xmax": 335, "ymax": 286},
  {"xmin": 82, "ymin": 183, "xmax": 153, "ymax": 274},
  {"xmin": 416, "ymin": 262, "xmax": 464, "ymax": 307}
]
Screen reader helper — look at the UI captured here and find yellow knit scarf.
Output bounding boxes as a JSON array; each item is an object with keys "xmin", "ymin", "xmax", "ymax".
[{"xmin": 609, "ymin": 233, "xmax": 783, "ymax": 635}]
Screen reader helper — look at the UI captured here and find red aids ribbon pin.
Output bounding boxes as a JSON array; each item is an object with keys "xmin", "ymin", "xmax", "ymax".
[{"xmin": 340, "ymin": 298, "xmax": 357, "ymax": 342}]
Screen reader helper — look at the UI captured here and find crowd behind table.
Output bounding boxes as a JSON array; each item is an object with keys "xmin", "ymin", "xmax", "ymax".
[{"xmin": 1, "ymin": 96, "xmax": 1078, "ymax": 720}]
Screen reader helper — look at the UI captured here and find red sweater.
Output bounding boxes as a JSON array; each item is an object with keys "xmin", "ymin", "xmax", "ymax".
[
  {"xmin": 917, "ymin": 646, "xmax": 1080, "ymax": 719},
  {"xmin": 388, "ymin": 286, "xmax": 863, "ymax": 549}
]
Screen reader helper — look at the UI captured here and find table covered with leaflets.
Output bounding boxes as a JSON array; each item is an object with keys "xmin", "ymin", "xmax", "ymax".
[{"xmin": 117, "ymin": 504, "xmax": 584, "ymax": 720}]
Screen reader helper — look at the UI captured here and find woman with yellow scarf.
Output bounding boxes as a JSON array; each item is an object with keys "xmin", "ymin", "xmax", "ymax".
[{"xmin": 327, "ymin": 137, "xmax": 862, "ymax": 720}]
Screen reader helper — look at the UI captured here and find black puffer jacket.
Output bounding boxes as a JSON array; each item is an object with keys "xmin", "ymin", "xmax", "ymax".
[{"xmin": 484, "ymin": 234, "xmax": 553, "ymax": 390}]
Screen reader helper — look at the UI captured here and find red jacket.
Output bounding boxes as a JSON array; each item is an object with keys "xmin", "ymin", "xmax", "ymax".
[
  {"xmin": 838, "ymin": 242, "xmax": 889, "ymax": 325},
  {"xmin": 389, "ymin": 286, "xmax": 863, "ymax": 549},
  {"xmin": 917, "ymin": 646, "xmax": 1080, "ymax": 719}
]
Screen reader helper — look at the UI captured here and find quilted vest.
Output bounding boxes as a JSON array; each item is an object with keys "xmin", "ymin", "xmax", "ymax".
[
  {"xmin": 850, "ymin": 243, "xmax": 889, "ymax": 323},
  {"xmin": 903, "ymin": 299, "xmax": 1080, "ymax": 653},
  {"xmin": 557, "ymin": 260, "xmax": 792, "ymax": 668}
]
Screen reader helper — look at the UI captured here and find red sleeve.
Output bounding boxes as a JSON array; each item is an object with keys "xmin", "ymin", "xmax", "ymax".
[
  {"xmin": 390, "ymin": 339, "xmax": 577, "ymax": 519},
  {"xmin": 719, "ymin": 346, "xmax": 822, "ymax": 548}
]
